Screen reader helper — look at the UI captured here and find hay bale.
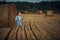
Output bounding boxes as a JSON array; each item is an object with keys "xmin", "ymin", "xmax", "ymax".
[
  {"xmin": 3, "ymin": 4, "xmax": 9, "ymax": 27},
  {"xmin": 39, "ymin": 10, "xmax": 43, "ymax": 14},
  {"xmin": 25, "ymin": 11, "xmax": 28, "ymax": 14},
  {"xmin": 46, "ymin": 10, "xmax": 53, "ymax": 17},
  {"xmin": 0, "ymin": 4, "xmax": 16, "ymax": 27},
  {"xmin": 37, "ymin": 10, "xmax": 43, "ymax": 14},
  {"xmin": 8, "ymin": 4, "xmax": 16, "ymax": 27},
  {"xmin": 0, "ymin": 4, "xmax": 9, "ymax": 27},
  {"xmin": 0, "ymin": 5, "xmax": 4, "ymax": 16}
]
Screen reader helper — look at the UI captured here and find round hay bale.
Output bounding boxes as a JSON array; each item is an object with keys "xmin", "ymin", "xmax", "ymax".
[
  {"xmin": 8, "ymin": 4, "xmax": 16, "ymax": 27},
  {"xmin": 37, "ymin": 10, "xmax": 43, "ymax": 14},
  {"xmin": 39, "ymin": 10, "xmax": 43, "ymax": 14},
  {"xmin": 0, "ymin": 4, "xmax": 9, "ymax": 27},
  {"xmin": 24, "ymin": 11, "xmax": 28, "ymax": 14},
  {"xmin": 46, "ymin": 10, "xmax": 54, "ymax": 17}
]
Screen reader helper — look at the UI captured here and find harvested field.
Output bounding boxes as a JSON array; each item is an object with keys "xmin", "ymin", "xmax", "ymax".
[{"xmin": 0, "ymin": 14, "xmax": 60, "ymax": 40}]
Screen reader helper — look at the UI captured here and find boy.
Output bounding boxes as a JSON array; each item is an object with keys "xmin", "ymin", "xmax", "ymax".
[{"xmin": 15, "ymin": 11, "xmax": 22, "ymax": 27}]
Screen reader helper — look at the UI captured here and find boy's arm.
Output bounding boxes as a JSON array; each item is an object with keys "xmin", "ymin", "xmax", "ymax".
[
  {"xmin": 20, "ymin": 16, "xmax": 22, "ymax": 22},
  {"xmin": 15, "ymin": 16, "xmax": 17, "ymax": 21}
]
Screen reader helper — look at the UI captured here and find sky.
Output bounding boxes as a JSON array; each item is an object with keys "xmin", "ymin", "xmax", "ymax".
[{"xmin": 0, "ymin": 0, "xmax": 60, "ymax": 3}]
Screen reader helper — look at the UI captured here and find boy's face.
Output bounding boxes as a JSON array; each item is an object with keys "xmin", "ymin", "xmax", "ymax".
[{"xmin": 18, "ymin": 12, "xmax": 21, "ymax": 16}]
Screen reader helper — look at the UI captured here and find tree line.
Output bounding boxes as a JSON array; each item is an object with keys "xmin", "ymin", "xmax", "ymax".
[{"xmin": 0, "ymin": 1, "xmax": 60, "ymax": 13}]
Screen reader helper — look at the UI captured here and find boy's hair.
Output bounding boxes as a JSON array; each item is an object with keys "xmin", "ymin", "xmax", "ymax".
[{"xmin": 17, "ymin": 11, "xmax": 21, "ymax": 15}]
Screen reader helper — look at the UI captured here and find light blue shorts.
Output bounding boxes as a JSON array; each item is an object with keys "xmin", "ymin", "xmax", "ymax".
[{"xmin": 16, "ymin": 21, "xmax": 22, "ymax": 27}]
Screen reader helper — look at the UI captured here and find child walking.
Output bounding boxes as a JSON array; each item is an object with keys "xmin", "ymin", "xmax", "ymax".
[{"xmin": 15, "ymin": 11, "xmax": 22, "ymax": 27}]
